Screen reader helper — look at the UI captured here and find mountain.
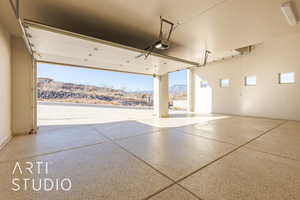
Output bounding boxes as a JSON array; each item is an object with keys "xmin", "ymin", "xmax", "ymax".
[
  {"xmin": 169, "ymin": 84, "xmax": 187, "ymax": 95},
  {"xmin": 37, "ymin": 77, "xmax": 186, "ymax": 98},
  {"xmin": 37, "ymin": 77, "xmax": 153, "ymax": 107}
]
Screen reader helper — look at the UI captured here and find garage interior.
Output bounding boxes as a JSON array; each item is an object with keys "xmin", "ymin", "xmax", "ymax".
[{"xmin": 0, "ymin": 0, "xmax": 300, "ymax": 199}]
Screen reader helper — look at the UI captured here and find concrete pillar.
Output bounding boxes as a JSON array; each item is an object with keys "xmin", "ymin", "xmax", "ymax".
[
  {"xmin": 11, "ymin": 36, "xmax": 35, "ymax": 135},
  {"xmin": 153, "ymin": 74, "xmax": 169, "ymax": 117},
  {"xmin": 187, "ymin": 69, "xmax": 195, "ymax": 112}
]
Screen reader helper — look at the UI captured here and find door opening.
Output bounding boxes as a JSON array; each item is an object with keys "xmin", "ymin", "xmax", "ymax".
[{"xmin": 36, "ymin": 62, "xmax": 154, "ymax": 126}]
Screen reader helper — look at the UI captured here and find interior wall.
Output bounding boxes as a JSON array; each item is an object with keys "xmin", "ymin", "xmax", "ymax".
[
  {"xmin": 194, "ymin": 33, "xmax": 300, "ymax": 121},
  {"xmin": 11, "ymin": 36, "xmax": 35, "ymax": 135},
  {"xmin": 0, "ymin": 23, "xmax": 12, "ymax": 147}
]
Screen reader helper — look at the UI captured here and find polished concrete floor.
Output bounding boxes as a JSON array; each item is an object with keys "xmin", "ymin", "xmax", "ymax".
[{"xmin": 0, "ymin": 115, "xmax": 300, "ymax": 200}]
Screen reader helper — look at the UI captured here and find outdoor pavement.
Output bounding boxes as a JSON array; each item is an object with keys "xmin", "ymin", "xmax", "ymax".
[{"xmin": 37, "ymin": 102, "xmax": 229, "ymax": 127}]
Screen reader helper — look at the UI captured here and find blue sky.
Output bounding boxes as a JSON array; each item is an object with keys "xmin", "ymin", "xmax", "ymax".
[{"xmin": 37, "ymin": 63, "xmax": 187, "ymax": 91}]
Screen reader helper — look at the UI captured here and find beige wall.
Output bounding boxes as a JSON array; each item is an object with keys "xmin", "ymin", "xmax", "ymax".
[
  {"xmin": 11, "ymin": 36, "xmax": 35, "ymax": 135},
  {"xmin": 194, "ymin": 33, "xmax": 300, "ymax": 121},
  {"xmin": 0, "ymin": 24, "xmax": 11, "ymax": 147}
]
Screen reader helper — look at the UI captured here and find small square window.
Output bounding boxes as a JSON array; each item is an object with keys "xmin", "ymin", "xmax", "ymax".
[
  {"xmin": 245, "ymin": 76, "xmax": 256, "ymax": 86},
  {"xmin": 279, "ymin": 72, "xmax": 295, "ymax": 84},
  {"xmin": 220, "ymin": 79, "xmax": 230, "ymax": 88},
  {"xmin": 200, "ymin": 81, "xmax": 209, "ymax": 88}
]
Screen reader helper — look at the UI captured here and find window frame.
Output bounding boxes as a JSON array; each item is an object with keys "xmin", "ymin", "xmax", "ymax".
[
  {"xmin": 200, "ymin": 80, "xmax": 209, "ymax": 88},
  {"xmin": 245, "ymin": 75, "xmax": 257, "ymax": 86},
  {"xmin": 278, "ymin": 72, "xmax": 295, "ymax": 84},
  {"xmin": 220, "ymin": 79, "xmax": 230, "ymax": 88}
]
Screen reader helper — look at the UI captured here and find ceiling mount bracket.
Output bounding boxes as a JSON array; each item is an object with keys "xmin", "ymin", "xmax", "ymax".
[{"xmin": 137, "ymin": 16, "xmax": 175, "ymax": 60}]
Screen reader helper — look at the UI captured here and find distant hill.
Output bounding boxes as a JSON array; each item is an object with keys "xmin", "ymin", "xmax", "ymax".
[
  {"xmin": 37, "ymin": 77, "xmax": 187, "ymax": 109},
  {"xmin": 169, "ymin": 84, "xmax": 187, "ymax": 95},
  {"xmin": 37, "ymin": 77, "xmax": 123, "ymax": 93},
  {"xmin": 37, "ymin": 77, "xmax": 186, "ymax": 98},
  {"xmin": 128, "ymin": 84, "xmax": 187, "ymax": 95},
  {"xmin": 37, "ymin": 77, "xmax": 153, "ymax": 107}
]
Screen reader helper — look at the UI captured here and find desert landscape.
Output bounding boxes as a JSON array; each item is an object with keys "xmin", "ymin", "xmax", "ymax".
[{"xmin": 37, "ymin": 77, "xmax": 187, "ymax": 109}]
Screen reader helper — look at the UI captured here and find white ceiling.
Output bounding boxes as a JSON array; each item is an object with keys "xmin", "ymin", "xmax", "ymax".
[
  {"xmin": 1, "ymin": 0, "xmax": 300, "ymax": 67},
  {"xmin": 17, "ymin": 0, "xmax": 300, "ymax": 63},
  {"xmin": 24, "ymin": 20, "xmax": 198, "ymax": 75}
]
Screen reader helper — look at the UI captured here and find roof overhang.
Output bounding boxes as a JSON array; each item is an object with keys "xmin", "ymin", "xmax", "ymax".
[{"xmin": 22, "ymin": 20, "xmax": 199, "ymax": 75}]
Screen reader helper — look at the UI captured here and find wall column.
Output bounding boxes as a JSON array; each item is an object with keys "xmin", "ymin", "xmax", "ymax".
[
  {"xmin": 153, "ymin": 74, "xmax": 169, "ymax": 118},
  {"xmin": 187, "ymin": 68, "xmax": 195, "ymax": 112},
  {"xmin": 11, "ymin": 36, "xmax": 35, "ymax": 135}
]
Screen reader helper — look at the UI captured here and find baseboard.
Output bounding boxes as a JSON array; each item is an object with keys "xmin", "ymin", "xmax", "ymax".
[
  {"xmin": 0, "ymin": 135, "xmax": 12, "ymax": 151},
  {"xmin": 12, "ymin": 128, "xmax": 38, "ymax": 136},
  {"xmin": 211, "ymin": 112, "xmax": 300, "ymax": 122}
]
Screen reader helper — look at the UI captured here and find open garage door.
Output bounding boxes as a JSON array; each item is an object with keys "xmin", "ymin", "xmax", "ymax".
[
  {"xmin": 36, "ymin": 63, "xmax": 155, "ymax": 126},
  {"xmin": 22, "ymin": 20, "xmax": 198, "ymax": 76},
  {"xmin": 20, "ymin": 19, "xmax": 199, "ymax": 127}
]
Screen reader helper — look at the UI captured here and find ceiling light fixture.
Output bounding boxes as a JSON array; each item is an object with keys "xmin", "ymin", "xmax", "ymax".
[
  {"xmin": 154, "ymin": 41, "xmax": 169, "ymax": 50},
  {"xmin": 281, "ymin": 1, "xmax": 298, "ymax": 26},
  {"xmin": 136, "ymin": 17, "xmax": 174, "ymax": 59}
]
